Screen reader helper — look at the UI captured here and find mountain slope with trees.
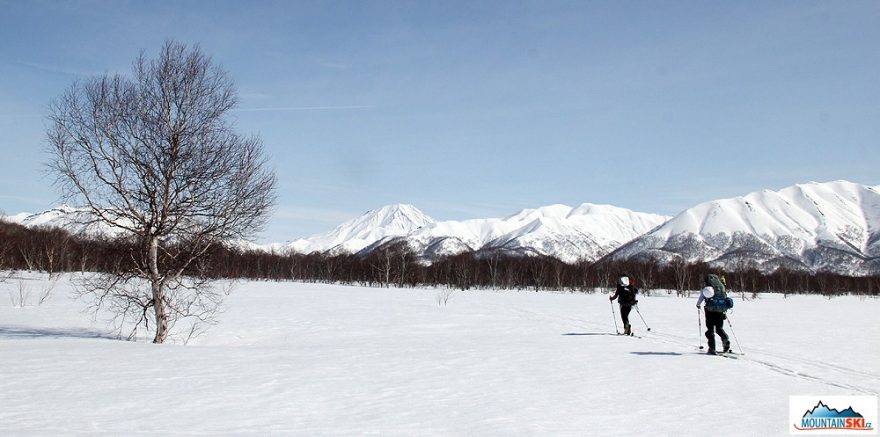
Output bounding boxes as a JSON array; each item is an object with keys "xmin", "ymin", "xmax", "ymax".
[{"xmin": 609, "ymin": 181, "xmax": 880, "ymax": 276}]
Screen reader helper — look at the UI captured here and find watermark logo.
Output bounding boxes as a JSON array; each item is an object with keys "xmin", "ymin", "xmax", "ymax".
[{"xmin": 790, "ymin": 396, "xmax": 877, "ymax": 434}]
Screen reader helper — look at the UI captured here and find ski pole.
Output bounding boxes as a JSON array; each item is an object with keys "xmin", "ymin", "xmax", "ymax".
[
  {"xmin": 726, "ymin": 313, "xmax": 744, "ymax": 355},
  {"xmin": 634, "ymin": 305, "xmax": 651, "ymax": 331},
  {"xmin": 610, "ymin": 299, "xmax": 620, "ymax": 334},
  {"xmin": 697, "ymin": 308, "xmax": 704, "ymax": 350}
]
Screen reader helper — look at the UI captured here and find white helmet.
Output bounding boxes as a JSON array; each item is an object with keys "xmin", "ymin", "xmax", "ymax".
[
  {"xmin": 701, "ymin": 286, "xmax": 715, "ymax": 298},
  {"xmin": 618, "ymin": 276, "xmax": 630, "ymax": 287}
]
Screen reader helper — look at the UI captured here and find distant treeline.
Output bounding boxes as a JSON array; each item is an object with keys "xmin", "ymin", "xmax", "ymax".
[{"xmin": 2, "ymin": 219, "xmax": 879, "ymax": 296}]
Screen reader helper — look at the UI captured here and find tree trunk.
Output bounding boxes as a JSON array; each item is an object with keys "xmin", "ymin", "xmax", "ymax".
[{"xmin": 149, "ymin": 237, "xmax": 169, "ymax": 344}]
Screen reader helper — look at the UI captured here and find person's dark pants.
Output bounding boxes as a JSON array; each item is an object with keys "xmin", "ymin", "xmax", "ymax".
[
  {"xmin": 704, "ymin": 310, "xmax": 730, "ymax": 351},
  {"xmin": 620, "ymin": 304, "xmax": 632, "ymax": 327}
]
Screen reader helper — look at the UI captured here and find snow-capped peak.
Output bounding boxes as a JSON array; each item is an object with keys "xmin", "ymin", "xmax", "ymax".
[
  {"xmin": 283, "ymin": 201, "xmax": 669, "ymax": 263},
  {"xmin": 4, "ymin": 205, "xmax": 118, "ymax": 237},
  {"xmin": 611, "ymin": 180, "xmax": 880, "ymax": 275},
  {"xmin": 338, "ymin": 202, "xmax": 670, "ymax": 263},
  {"xmin": 504, "ymin": 204, "xmax": 574, "ymax": 221},
  {"xmin": 360, "ymin": 204, "xmax": 434, "ymax": 231},
  {"xmin": 290, "ymin": 204, "xmax": 435, "ymax": 254}
]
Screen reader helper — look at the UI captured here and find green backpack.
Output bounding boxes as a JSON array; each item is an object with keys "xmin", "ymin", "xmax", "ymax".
[{"xmin": 705, "ymin": 274, "xmax": 734, "ymax": 313}]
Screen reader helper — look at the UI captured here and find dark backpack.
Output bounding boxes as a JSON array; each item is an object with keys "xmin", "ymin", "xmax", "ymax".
[
  {"xmin": 617, "ymin": 285, "xmax": 637, "ymax": 305},
  {"xmin": 705, "ymin": 274, "xmax": 733, "ymax": 313}
]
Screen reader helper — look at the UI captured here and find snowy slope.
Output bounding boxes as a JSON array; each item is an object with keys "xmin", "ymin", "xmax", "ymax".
[
  {"xmin": 4, "ymin": 205, "xmax": 128, "ymax": 238},
  {"xmin": 8, "ymin": 181, "xmax": 879, "ymax": 272},
  {"xmin": 2, "ymin": 272, "xmax": 878, "ymax": 435},
  {"xmin": 3, "ymin": 207, "xmax": 278, "ymax": 253},
  {"xmin": 494, "ymin": 203, "xmax": 670, "ymax": 262},
  {"xmin": 367, "ymin": 203, "xmax": 669, "ymax": 263},
  {"xmin": 611, "ymin": 180, "xmax": 880, "ymax": 275},
  {"xmin": 289, "ymin": 204, "xmax": 435, "ymax": 255},
  {"xmin": 2, "ymin": 202, "xmax": 666, "ymax": 263}
]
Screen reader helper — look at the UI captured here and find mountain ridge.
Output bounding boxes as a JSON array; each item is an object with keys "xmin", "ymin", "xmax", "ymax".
[
  {"xmin": 609, "ymin": 180, "xmax": 880, "ymax": 275},
  {"xmin": 342, "ymin": 202, "xmax": 669, "ymax": 263},
  {"xmin": 5, "ymin": 180, "xmax": 879, "ymax": 274}
]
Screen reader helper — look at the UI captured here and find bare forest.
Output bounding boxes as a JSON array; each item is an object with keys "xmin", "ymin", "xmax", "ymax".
[{"xmin": 3, "ymin": 219, "xmax": 879, "ymax": 297}]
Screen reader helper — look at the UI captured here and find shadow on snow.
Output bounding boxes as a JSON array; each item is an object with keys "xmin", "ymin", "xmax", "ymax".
[
  {"xmin": 0, "ymin": 325, "xmax": 119, "ymax": 341},
  {"xmin": 561, "ymin": 332, "xmax": 619, "ymax": 336},
  {"xmin": 629, "ymin": 351, "xmax": 683, "ymax": 356}
]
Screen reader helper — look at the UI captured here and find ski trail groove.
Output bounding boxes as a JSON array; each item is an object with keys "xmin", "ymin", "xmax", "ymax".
[
  {"xmin": 640, "ymin": 330, "xmax": 879, "ymax": 395},
  {"xmin": 494, "ymin": 303, "xmax": 879, "ymax": 396}
]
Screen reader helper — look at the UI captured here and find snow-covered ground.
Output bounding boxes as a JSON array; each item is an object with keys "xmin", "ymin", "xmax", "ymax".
[{"xmin": 1, "ymin": 273, "xmax": 878, "ymax": 436}]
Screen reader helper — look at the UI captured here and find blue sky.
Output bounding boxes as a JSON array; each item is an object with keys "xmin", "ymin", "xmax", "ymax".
[{"xmin": 1, "ymin": 0, "xmax": 878, "ymax": 243}]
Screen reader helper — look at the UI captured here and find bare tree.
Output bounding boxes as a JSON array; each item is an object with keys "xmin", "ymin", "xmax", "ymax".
[
  {"xmin": 527, "ymin": 257, "xmax": 546, "ymax": 292},
  {"xmin": 671, "ymin": 256, "xmax": 691, "ymax": 297},
  {"xmin": 594, "ymin": 261, "xmax": 613, "ymax": 294},
  {"xmin": 46, "ymin": 41, "xmax": 276, "ymax": 343},
  {"xmin": 486, "ymin": 253, "xmax": 501, "ymax": 289},
  {"xmin": 371, "ymin": 247, "xmax": 394, "ymax": 287},
  {"xmin": 635, "ymin": 256, "xmax": 657, "ymax": 295},
  {"xmin": 0, "ymin": 224, "xmax": 14, "ymax": 280}
]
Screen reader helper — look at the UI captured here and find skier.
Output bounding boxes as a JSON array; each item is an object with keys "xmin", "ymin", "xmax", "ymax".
[
  {"xmin": 609, "ymin": 274, "xmax": 638, "ymax": 335},
  {"xmin": 696, "ymin": 274, "xmax": 731, "ymax": 355}
]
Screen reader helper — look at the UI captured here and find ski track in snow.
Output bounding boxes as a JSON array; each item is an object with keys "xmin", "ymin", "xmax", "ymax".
[
  {"xmin": 2, "ymin": 274, "xmax": 879, "ymax": 436},
  {"xmin": 493, "ymin": 302, "xmax": 879, "ymax": 397},
  {"xmin": 645, "ymin": 330, "xmax": 879, "ymax": 396}
]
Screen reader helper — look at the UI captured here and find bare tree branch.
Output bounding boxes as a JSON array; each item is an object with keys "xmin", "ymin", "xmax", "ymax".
[{"xmin": 46, "ymin": 41, "xmax": 276, "ymax": 343}]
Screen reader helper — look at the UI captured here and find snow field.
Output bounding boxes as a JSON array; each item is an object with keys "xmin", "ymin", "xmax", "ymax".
[{"xmin": 1, "ymin": 273, "xmax": 878, "ymax": 436}]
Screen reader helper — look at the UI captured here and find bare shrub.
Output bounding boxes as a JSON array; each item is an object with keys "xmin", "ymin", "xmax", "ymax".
[{"xmin": 437, "ymin": 288, "xmax": 455, "ymax": 307}]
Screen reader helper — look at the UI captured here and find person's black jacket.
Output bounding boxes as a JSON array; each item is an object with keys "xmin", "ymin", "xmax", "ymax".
[{"xmin": 610, "ymin": 285, "xmax": 638, "ymax": 306}]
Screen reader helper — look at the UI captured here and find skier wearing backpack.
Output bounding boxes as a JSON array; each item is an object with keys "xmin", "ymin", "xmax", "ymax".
[
  {"xmin": 696, "ymin": 273, "xmax": 731, "ymax": 355},
  {"xmin": 610, "ymin": 274, "xmax": 639, "ymax": 335}
]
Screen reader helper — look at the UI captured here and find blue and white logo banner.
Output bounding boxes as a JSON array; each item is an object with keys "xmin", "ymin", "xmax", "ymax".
[{"xmin": 790, "ymin": 396, "xmax": 877, "ymax": 435}]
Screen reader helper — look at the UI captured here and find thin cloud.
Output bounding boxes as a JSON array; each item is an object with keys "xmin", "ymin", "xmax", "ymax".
[
  {"xmin": 273, "ymin": 205, "xmax": 356, "ymax": 225},
  {"xmin": 239, "ymin": 92, "xmax": 272, "ymax": 100},
  {"xmin": 233, "ymin": 105, "xmax": 373, "ymax": 112},
  {"xmin": 0, "ymin": 194, "xmax": 53, "ymax": 210},
  {"xmin": 280, "ymin": 179, "xmax": 355, "ymax": 195},
  {"xmin": 318, "ymin": 61, "xmax": 350, "ymax": 70},
  {"xmin": 14, "ymin": 60, "xmax": 104, "ymax": 77}
]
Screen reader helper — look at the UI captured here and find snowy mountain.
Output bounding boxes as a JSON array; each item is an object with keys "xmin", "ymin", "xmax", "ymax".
[
  {"xmin": 7, "ymin": 180, "xmax": 880, "ymax": 273},
  {"xmin": 609, "ymin": 181, "xmax": 880, "ymax": 275},
  {"xmin": 281, "ymin": 203, "xmax": 668, "ymax": 263},
  {"xmin": 288, "ymin": 204, "xmax": 435, "ymax": 255},
  {"xmin": 1, "ymin": 203, "xmax": 437, "ymax": 255},
  {"xmin": 3, "ymin": 205, "xmax": 128, "ymax": 238}
]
